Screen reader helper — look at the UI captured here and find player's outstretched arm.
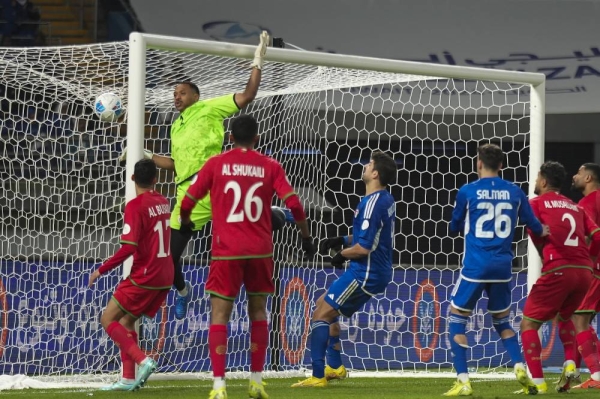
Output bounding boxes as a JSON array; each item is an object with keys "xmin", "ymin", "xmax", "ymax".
[
  {"xmin": 180, "ymin": 158, "xmax": 215, "ymax": 231},
  {"xmin": 88, "ymin": 269, "xmax": 101, "ymax": 287},
  {"xmin": 319, "ymin": 236, "xmax": 348, "ymax": 255},
  {"xmin": 118, "ymin": 146, "xmax": 175, "ymax": 171},
  {"xmin": 341, "ymin": 244, "xmax": 370, "ymax": 259},
  {"xmin": 280, "ymin": 195, "xmax": 315, "ymax": 257},
  {"xmin": 234, "ymin": 31, "xmax": 269, "ymax": 109},
  {"xmin": 88, "ymin": 244, "xmax": 137, "ymax": 287},
  {"xmin": 328, "ymin": 243, "xmax": 370, "ymax": 268},
  {"xmin": 150, "ymin": 154, "xmax": 175, "ymax": 171},
  {"xmin": 292, "ymin": 218, "xmax": 315, "ymax": 257},
  {"xmin": 520, "ymin": 193, "xmax": 546, "ymax": 236}
]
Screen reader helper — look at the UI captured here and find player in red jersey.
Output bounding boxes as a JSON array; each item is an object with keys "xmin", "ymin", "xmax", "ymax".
[
  {"xmin": 565, "ymin": 162, "xmax": 600, "ymax": 389},
  {"xmin": 180, "ymin": 114, "xmax": 316, "ymax": 399},
  {"xmin": 88, "ymin": 159, "xmax": 174, "ymax": 391},
  {"xmin": 520, "ymin": 161, "xmax": 600, "ymax": 394}
]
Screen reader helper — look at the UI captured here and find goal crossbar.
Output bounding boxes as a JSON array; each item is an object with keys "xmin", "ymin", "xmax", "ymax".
[{"xmin": 128, "ymin": 32, "xmax": 546, "ymax": 283}]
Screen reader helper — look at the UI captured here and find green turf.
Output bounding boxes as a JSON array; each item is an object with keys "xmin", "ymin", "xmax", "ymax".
[{"xmin": 2, "ymin": 375, "xmax": 600, "ymax": 398}]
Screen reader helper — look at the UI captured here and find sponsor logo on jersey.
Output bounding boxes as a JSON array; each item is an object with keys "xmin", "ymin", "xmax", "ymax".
[
  {"xmin": 280, "ymin": 277, "xmax": 310, "ymax": 365},
  {"xmin": 202, "ymin": 21, "xmax": 270, "ymax": 44},
  {"xmin": 412, "ymin": 279, "xmax": 440, "ymax": 362}
]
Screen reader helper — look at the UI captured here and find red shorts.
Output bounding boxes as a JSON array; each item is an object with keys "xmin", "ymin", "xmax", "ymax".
[
  {"xmin": 112, "ymin": 278, "xmax": 169, "ymax": 318},
  {"xmin": 524, "ymin": 267, "xmax": 591, "ymax": 322},
  {"xmin": 576, "ymin": 275, "xmax": 600, "ymax": 313},
  {"xmin": 205, "ymin": 257, "xmax": 274, "ymax": 300}
]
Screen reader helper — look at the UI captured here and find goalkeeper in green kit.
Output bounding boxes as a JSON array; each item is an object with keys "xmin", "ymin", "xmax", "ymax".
[{"xmin": 119, "ymin": 31, "xmax": 285, "ymax": 320}]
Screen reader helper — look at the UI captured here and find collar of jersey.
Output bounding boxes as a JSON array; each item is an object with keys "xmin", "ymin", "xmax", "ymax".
[{"xmin": 178, "ymin": 101, "xmax": 205, "ymax": 122}]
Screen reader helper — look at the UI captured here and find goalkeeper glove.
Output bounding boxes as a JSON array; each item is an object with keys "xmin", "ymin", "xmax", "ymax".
[
  {"xmin": 179, "ymin": 219, "xmax": 195, "ymax": 235},
  {"xmin": 319, "ymin": 236, "xmax": 345, "ymax": 255},
  {"xmin": 301, "ymin": 237, "xmax": 316, "ymax": 258},
  {"xmin": 118, "ymin": 146, "xmax": 153, "ymax": 163},
  {"xmin": 250, "ymin": 31, "xmax": 269, "ymax": 70},
  {"xmin": 331, "ymin": 251, "xmax": 347, "ymax": 268}
]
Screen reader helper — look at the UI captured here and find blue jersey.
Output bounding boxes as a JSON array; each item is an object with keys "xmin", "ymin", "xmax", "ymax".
[
  {"xmin": 348, "ymin": 189, "xmax": 396, "ymax": 293},
  {"xmin": 450, "ymin": 177, "xmax": 543, "ymax": 282}
]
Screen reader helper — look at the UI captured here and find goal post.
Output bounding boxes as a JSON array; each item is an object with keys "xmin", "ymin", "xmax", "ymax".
[
  {"xmin": 0, "ymin": 31, "xmax": 549, "ymax": 388},
  {"xmin": 526, "ymin": 81, "xmax": 546, "ymax": 288},
  {"xmin": 124, "ymin": 31, "xmax": 547, "ymax": 374},
  {"xmin": 128, "ymin": 31, "xmax": 546, "ymax": 287}
]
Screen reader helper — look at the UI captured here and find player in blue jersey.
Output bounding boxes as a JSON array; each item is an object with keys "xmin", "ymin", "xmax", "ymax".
[
  {"xmin": 291, "ymin": 151, "xmax": 397, "ymax": 388},
  {"xmin": 444, "ymin": 144, "xmax": 550, "ymax": 397}
]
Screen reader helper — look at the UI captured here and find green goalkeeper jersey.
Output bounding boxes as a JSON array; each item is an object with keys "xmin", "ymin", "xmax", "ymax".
[{"xmin": 170, "ymin": 94, "xmax": 240, "ymax": 184}]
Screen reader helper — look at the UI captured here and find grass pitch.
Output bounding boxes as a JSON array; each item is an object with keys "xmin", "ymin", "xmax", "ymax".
[{"xmin": 3, "ymin": 374, "xmax": 600, "ymax": 398}]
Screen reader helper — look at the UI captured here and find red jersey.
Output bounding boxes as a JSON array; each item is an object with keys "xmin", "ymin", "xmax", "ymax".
[
  {"xmin": 182, "ymin": 148, "xmax": 302, "ymax": 259},
  {"xmin": 99, "ymin": 190, "xmax": 174, "ymax": 289},
  {"xmin": 579, "ymin": 190, "xmax": 600, "ymax": 225},
  {"xmin": 579, "ymin": 189, "xmax": 600, "ymax": 274},
  {"xmin": 528, "ymin": 191, "xmax": 598, "ymax": 273}
]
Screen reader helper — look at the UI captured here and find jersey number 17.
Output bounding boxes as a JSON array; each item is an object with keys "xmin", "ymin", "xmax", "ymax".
[{"xmin": 154, "ymin": 220, "xmax": 171, "ymax": 258}]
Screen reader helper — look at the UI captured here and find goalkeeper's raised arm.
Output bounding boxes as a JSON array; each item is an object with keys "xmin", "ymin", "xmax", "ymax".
[
  {"xmin": 135, "ymin": 30, "xmax": 268, "ymax": 171},
  {"xmin": 119, "ymin": 31, "xmax": 271, "ymax": 321},
  {"xmin": 119, "ymin": 30, "xmax": 269, "ymax": 171}
]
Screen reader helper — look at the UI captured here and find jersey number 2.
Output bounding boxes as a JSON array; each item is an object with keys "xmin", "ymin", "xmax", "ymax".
[
  {"xmin": 154, "ymin": 220, "xmax": 171, "ymax": 258},
  {"xmin": 225, "ymin": 181, "xmax": 264, "ymax": 223},
  {"xmin": 475, "ymin": 202, "xmax": 512, "ymax": 239},
  {"xmin": 561, "ymin": 213, "xmax": 579, "ymax": 247}
]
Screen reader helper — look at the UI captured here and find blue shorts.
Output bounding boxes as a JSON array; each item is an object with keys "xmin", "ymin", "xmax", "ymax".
[
  {"xmin": 324, "ymin": 270, "xmax": 387, "ymax": 317},
  {"xmin": 450, "ymin": 275, "xmax": 511, "ymax": 313}
]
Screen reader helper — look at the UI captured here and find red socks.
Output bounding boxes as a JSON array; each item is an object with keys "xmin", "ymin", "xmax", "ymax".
[
  {"xmin": 590, "ymin": 326, "xmax": 600, "ymax": 361},
  {"xmin": 250, "ymin": 320, "xmax": 268, "ymax": 372},
  {"xmin": 120, "ymin": 330, "xmax": 138, "ymax": 379},
  {"xmin": 577, "ymin": 329, "xmax": 600, "ymax": 374},
  {"xmin": 521, "ymin": 329, "xmax": 543, "ymax": 378},
  {"xmin": 106, "ymin": 321, "xmax": 147, "ymax": 365},
  {"xmin": 209, "ymin": 325, "xmax": 228, "ymax": 378},
  {"xmin": 558, "ymin": 320, "xmax": 577, "ymax": 363}
]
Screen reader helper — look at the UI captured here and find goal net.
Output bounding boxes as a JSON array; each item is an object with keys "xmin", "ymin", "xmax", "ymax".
[{"xmin": 0, "ymin": 34, "xmax": 547, "ymax": 385}]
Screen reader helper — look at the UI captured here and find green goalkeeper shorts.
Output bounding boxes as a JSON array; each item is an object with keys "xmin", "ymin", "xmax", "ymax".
[{"xmin": 170, "ymin": 180, "xmax": 212, "ymax": 231}]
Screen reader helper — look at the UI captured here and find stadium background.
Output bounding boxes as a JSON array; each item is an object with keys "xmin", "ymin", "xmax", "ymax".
[{"xmin": 0, "ymin": 0, "xmax": 599, "ymax": 375}]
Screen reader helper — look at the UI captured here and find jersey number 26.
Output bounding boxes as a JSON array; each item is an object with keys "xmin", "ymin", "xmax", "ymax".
[
  {"xmin": 225, "ymin": 181, "xmax": 264, "ymax": 223},
  {"xmin": 474, "ymin": 202, "xmax": 513, "ymax": 239}
]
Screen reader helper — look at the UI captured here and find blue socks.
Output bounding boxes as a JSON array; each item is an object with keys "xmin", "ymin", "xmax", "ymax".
[
  {"xmin": 327, "ymin": 334, "xmax": 342, "ymax": 369},
  {"xmin": 449, "ymin": 314, "xmax": 469, "ymax": 374},
  {"xmin": 310, "ymin": 320, "xmax": 330, "ymax": 378},
  {"xmin": 494, "ymin": 316, "xmax": 523, "ymax": 364}
]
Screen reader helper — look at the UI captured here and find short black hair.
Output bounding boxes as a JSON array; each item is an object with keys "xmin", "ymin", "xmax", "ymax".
[
  {"xmin": 371, "ymin": 151, "xmax": 397, "ymax": 186},
  {"xmin": 134, "ymin": 159, "xmax": 157, "ymax": 188},
  {"xmin": 477, "ymin": 143, "xmax": 504, "ymax": 171},
  {"xmin": 582, "ymin": 163, "xmax": 600, "ymax": 183},
  {"xmin": 231, "ymin": 114, "xmax": 258, "ymax": 145},
  {"xmin": 540, "ymin": 161, "xmax": 567, "ymax": 189},
  {"xmin": 174, "ymin": 81, "xmax": 200, "ymax": 96}
]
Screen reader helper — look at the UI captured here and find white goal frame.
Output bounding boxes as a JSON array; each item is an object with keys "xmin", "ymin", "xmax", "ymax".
[{"xmin": 126, "ymin": 31, "xmax": 546, "ymax": 287}]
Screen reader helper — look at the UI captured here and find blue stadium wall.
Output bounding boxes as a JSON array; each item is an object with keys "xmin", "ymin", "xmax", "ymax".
[{"xmin": 0, "ymin": 260, "xmax": 574, "ymax": 375}]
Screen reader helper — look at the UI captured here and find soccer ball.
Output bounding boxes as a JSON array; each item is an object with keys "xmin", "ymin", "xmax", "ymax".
[{"xmin": 94, "ymin": 93, "xmax": 123, "ymax": 122}]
